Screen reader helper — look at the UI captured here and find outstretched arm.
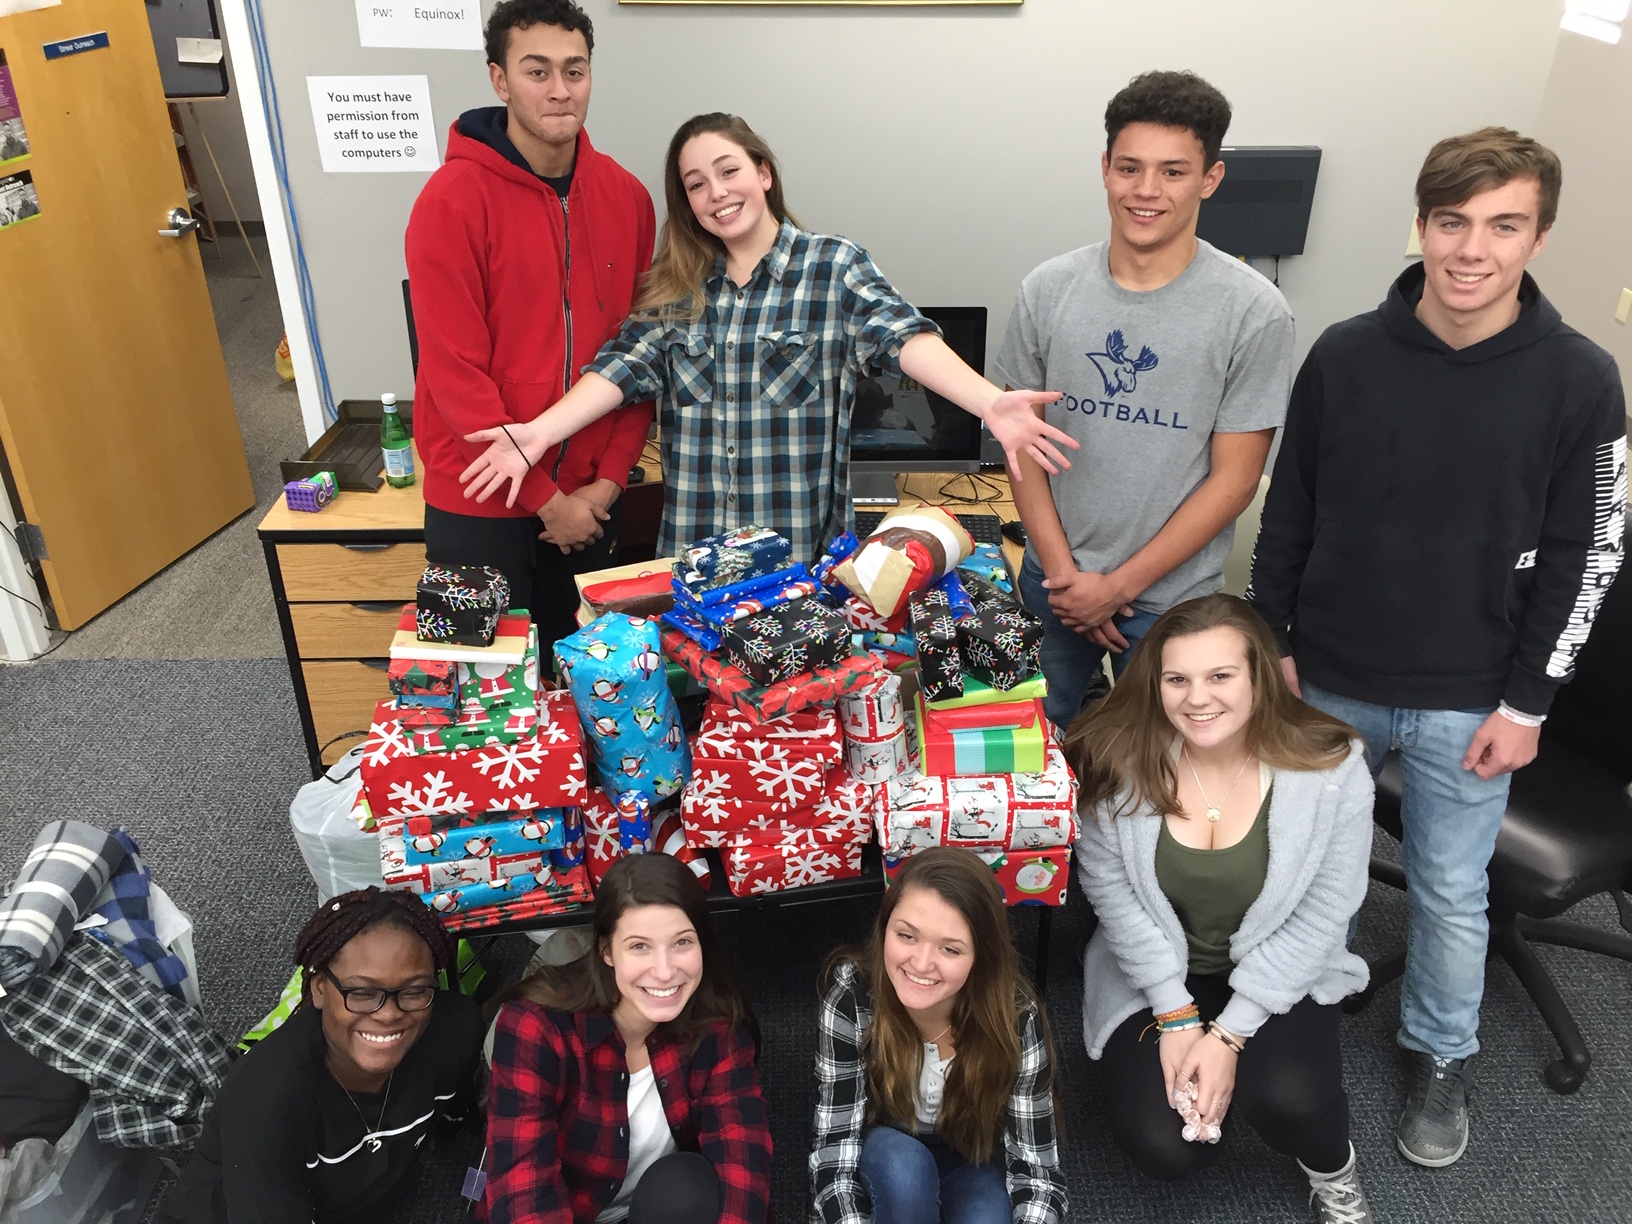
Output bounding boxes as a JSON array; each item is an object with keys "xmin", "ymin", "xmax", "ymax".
[
  {"xmin": 897, "ymin": 332, "xmax": 1076, "ymax": 481},
  {"xmin": 460, "ymin": 373, "xmax": 628, "ymax": 507}
]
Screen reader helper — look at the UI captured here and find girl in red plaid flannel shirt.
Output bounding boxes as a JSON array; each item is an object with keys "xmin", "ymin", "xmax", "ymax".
[{"xmin": 483, "ymin": 854, "xmax": 770, "ymax": 1224}]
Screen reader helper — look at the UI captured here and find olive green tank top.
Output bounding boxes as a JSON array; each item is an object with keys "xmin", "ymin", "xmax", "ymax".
[{"xmin": 1154, "ymin": 782, "xmax": 1272, "ymax": 978}]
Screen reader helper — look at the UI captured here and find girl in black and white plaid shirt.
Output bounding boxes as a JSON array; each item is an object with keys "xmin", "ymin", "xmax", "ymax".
[{"xmin": 808, "ymin": 848, "xmax": 1066, "ymax": 1224}]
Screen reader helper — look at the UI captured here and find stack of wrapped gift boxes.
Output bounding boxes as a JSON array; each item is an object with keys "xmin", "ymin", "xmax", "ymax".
[
  {"xmin": 362, "ymin": 565, "xmax": 593, "ymax": 929},
  {"xmin": 876, "ymin": 571, "xmax": 1079, "ymax": 905},
  {"xmin": 681, "ymin": 698, "xmax": 874, "ymax": 895},
  {"xmin": 660, "ymin": 526, "xmax": 882, "ymax": 726}
]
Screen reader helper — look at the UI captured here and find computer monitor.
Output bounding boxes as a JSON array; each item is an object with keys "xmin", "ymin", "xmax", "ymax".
[{"xmin": 849, "ymin": 305, "xmax": 987, "ymax": 505}]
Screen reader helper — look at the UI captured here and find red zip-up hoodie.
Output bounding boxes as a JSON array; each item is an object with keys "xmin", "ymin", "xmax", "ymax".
[{"xmin": 406, "ymin": 112, "xmax": 656, "ymax": 517}]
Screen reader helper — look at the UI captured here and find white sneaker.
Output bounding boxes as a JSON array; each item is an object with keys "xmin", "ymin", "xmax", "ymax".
[{"xmin": 1300, "ymin": 1144, "xmax": 1374, "ymax": 1224}]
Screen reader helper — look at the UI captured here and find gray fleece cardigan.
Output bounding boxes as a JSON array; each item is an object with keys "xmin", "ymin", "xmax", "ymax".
[{"xmin": 1076, "ymin": 742, "xmax": 1374, "ymax": 1058}]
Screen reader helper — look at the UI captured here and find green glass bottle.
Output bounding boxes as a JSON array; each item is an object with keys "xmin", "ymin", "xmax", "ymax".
[{"xmin": 380, "ymin": 393, "xmax": 415, "ymax": 488}]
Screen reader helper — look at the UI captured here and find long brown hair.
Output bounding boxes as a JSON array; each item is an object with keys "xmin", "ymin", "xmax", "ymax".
[
  {"xmin": 824, "ymin": 848, "xmax": 1053, "ymax": 1165},
  {"xmin": 635, "ymin": 113, "xmax": 800, "ymax": 321},
  {"xmin": 498, "ymin": 854, "xmax": 757, "ymax": 1051},
  {"xmin": 1064, "ymin": 593, "xmax": 1355, "ymax": 820}
]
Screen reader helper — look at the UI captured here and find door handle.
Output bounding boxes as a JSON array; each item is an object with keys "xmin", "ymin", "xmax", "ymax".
[{"xmin": 159, "ymin": 207, "xmax": 201, "ymax": 238}]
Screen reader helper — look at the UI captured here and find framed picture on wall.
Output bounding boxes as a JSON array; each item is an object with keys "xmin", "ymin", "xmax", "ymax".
[{"xmin": 622, "ymin": 1, "xmax": 1017, "ymax": 5}]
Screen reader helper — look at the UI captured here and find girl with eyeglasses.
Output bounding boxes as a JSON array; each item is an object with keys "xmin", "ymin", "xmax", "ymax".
[{"xmin": 161, "ymin": 888, "xmax": 483, "ymax": 1224}]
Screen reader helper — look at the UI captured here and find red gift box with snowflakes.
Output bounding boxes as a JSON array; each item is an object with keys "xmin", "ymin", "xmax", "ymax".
[
  {"xmin": 694, "ymin": 699, "xmax": 842, "ymax": 764},
  {"xmin": 579, "ymin": 787, "xmax": 711, "ymax": 891},
  {"xmin": 361, "ymin": 690, "xmax": 588, "ymax": 819},
  {"xmin": 884, "ymin": 845, "xmax": 1072, "ymax": 907},
  {"xmin": 875, "ymin": 747, "xmax": 1079, "ymax": 855},
  {"xmin": 661, "ymin": 625, "xmax": 882, "ymax": 724},
  {"xmin": 724, "ymin": 838, "xmax": 866, "ymax": 896},
  {"xmin": 683, "ymin": 767, "xmax": 873, "ymax": 849}
]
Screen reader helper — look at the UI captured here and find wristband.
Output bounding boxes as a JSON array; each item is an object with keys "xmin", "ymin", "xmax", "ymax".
[
  {"xmin": 500, "ymin": 425, "xmax": 537, "ymax": 470},
  {"xmin": 1207, "ymin": 1021, "xmax": 1246, "ymax": 1055},
  {"xmin": 1498, "ymin": 702, "xmax": 1545, "ymax": 728}
]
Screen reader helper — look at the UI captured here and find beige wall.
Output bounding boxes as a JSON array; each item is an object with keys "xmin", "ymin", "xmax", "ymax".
[
  {"xmin": 1533, "ymin": 26, "xmax": 1632, "ymax": 412},
  {"xmin": 176, "ymin": 40, "xmax": 262, "ymax": 229}
]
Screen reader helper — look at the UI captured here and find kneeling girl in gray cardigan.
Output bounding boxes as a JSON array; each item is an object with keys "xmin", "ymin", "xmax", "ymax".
[{"xmin": 1066, "ymin": 594, "xmax": 1375, "ymax": 1224}]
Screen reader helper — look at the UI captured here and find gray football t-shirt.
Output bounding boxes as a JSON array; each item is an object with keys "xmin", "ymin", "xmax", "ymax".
[{"xmin": 995, "ymin": 239, "xmax": 1294, "ymax": 613}]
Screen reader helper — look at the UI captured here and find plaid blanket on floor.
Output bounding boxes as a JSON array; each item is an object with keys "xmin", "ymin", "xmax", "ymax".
[
  {"xmin": 86, "ymin": 829, "xmax": 189, "ymax": 1001},
  {"xmin": 0, "ymin": 821, "xmax": 126, "ymax": 988},
  {"xmin": 0, "ymin": 934, "xmax": 228, "ymax": 1149}
]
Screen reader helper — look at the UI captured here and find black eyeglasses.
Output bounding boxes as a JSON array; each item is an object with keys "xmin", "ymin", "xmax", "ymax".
[{"xmin": 323, "ymin": 969, "xmax": 437, "ymax": 1015}]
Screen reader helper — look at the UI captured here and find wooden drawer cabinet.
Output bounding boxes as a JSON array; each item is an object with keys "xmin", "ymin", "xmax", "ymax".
[
  {"xmin": 289, "ymin": 602, "xmax": 406, "ymax": 658},
  {"xmin": 304, "ymin": 659, "xmax": 394, "ymax": 765},
  {"xmin": 277, "ymin": 542, "xmax": 427, "ymax": 601}
]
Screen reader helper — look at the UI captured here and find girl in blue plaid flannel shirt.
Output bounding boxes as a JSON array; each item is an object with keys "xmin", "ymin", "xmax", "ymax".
[
  {"xmin": 810, "ymin": 847, "xmax": 1066, "ymax": 1224},
  {"xmin": 457, "ymin": 113, "xmax": 1078, "ymax": 566}
]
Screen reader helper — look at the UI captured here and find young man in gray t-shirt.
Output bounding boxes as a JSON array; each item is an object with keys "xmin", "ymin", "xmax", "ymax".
[{"xmin": 996, "ymin": 71, "xmax": 1294, "ymax": 730}]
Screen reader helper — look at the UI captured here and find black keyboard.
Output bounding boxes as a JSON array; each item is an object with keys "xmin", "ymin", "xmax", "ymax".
[{"xmin": 854, "ymin": 509, "xmax": 1006, "ymax": 546}]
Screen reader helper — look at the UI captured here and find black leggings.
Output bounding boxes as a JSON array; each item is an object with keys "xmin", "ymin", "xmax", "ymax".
[
  {"xmin": 1100, "ymin": 973, "xmax": 1351, "ymax": 1179},
  {"xmin": 423, "ymin": 502, "xmax": 620, "ymax": 656},
  {"xmin": 627, "ymin": 1152, "xmax": 721, "ymax": 1224}
]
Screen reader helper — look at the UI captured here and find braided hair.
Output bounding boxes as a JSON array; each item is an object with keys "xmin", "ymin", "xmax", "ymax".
[{"xmin": 293, "ymin": 887, "xmax": 456, "ymax": 1003}]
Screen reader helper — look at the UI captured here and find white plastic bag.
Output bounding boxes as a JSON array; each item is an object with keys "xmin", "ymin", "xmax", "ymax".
[{"xmin": 288, "ymin": 749, "xmax": 380, "ymax": 903}]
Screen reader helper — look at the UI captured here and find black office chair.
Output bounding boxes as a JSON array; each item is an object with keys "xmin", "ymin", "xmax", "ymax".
[{"xmin": 1345, "ymin": 549, "xmax": 1632, "ymax": 1094}]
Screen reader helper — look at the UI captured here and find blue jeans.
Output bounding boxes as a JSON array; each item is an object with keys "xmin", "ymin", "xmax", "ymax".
[
  {"xmin": 858, "ymin": 1126, "xmax": 1009, "ymax": 1224},
  {"xmin": 1018, "ymin": 554, "xmax": 1160, "ymax": 730},
  {"xmin": 1300, "ymin": 682, "xmax": 1511, "ymax": 1060}
]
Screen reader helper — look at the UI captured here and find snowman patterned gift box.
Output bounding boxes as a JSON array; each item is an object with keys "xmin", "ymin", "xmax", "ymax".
[
  {"xmin": 415, "ymin": 564, "xmax": 511, "ymax": 646},
  {"xmin": 360, "ymin": 690, "xmax": 588, "ymax": 819},
  {"xmin": 875, "ymin": 746, "xmax": 1079, "ymax": 855},
  {"xmin": 676, "ymin": 525, "xmax": 793, "ymax": 593},
  {"xmin": 379, "ymin": 841, "xmax": 550, "ymax": 895},
  {"xmin": 402, "ymin": 810, "xmax": 567, "ymax": 864},
  {"xmin": 884, "ymin": 845, "xmax": 1072, "ymax": 907},
  {"xmin": 682, "ymin": 766, "xmax": 872, "ymax": 849},
  {"xmin": 420, "ymin": 858, "xmax": 593, "ymax": 915},
  {"xmin": 555, "ymin": 614, "xmax": 691, "ymax": 806},
  {"xmin": 723, "ymin": 601, "xmax": 851, "ymax": 687}
]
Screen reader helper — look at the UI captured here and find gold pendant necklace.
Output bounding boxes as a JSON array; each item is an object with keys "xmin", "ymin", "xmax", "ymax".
[
  {"xmin": 1182, "ymin": 748, "xmax": 1251, "ymax": 823},
  {"xmin": 334, "ymin": 1068, "xmax": 393, "ymax": 1154}
]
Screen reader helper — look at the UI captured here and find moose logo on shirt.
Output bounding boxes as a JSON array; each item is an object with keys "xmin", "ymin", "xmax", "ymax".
[{"xmin": 1086, "ymin": 330, "xmax": 1159, "ymax": 396}]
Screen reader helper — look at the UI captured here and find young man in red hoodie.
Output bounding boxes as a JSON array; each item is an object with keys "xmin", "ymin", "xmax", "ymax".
[{"xmin": 406, "ymin": 0, "xmax": 655, "ymax": 649}]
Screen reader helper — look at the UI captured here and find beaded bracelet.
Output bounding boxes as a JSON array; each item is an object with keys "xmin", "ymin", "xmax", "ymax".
[{"xmin": 1140, "ymin": 1002, "xmax": 1203, "ymax": 1041}]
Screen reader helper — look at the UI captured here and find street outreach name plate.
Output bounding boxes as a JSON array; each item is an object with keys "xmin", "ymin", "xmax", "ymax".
[
  {"xmin": 43, "ymin": 31, "xmax": 109, "ymax": 59},
  {"xmin": 306, "ymin": 74, "xmax": 440, "ymax": 174}
]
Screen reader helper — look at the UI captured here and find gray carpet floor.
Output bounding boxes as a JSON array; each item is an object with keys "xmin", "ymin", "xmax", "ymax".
[{"xmin": 2, "ymin": 657, "xmax": 1631, "ymax": 1223}]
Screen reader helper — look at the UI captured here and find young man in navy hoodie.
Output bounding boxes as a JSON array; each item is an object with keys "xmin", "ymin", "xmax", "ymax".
[
  {"xmin": 406, "ymin": 0, "xmax": 655, "ymax": 649},
  {"xmin": 1250, "ymin": 128, "xmax": 1627, "ymax": 1168}
]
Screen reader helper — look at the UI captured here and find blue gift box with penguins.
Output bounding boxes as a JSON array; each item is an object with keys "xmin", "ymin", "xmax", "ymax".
[{"xmin": 554, "ymin": 615, "xmax": 690, "ymax": 805}]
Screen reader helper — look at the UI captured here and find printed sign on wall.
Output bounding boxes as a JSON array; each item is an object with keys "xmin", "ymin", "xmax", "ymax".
[
  {"xmin": 0, "ymin": 52, "xmax": 30, "ymax": 166},
  {"xmin": 355, "ymin": 0, "xmax": 482, "ymax": 49},
  {"xmin": 306, "ymin": 75, "xmax": 440, "ymax": 174}
]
